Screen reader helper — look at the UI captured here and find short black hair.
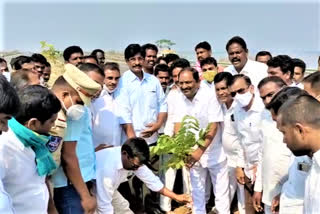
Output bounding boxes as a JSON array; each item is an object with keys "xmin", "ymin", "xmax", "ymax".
[
  {"xmin": 170, "ymin": 58, "xmax": 190, "ymax": 73},
  {"xmin": 303, "ymin": 71, "xmax": 320, "ymax": 94},
  {"xmin": 256, "ymin": 51, "xmax": 272, "ymax": 61},
  {"xmin": 11, "ymin": 56, "xmax": 32, "ymax": 70},
  {"xmin": 156, "ymin": 56, "xmax": 165, "ymax": 64},
  {"xmin": 15, "ymin": 85, "xmax": 61, "ymax": 124},
  {"xmin": 226, "ymin": 36, "xmax": 248, "ymax": 52},
  {"xmin": 104, "ymin": 62, "xmax": 120, "ymax": 72},
  {"xmin": 0, "ymin": 57, "xmax": 7, "ymax": 64},
  {"xmin": 255, "ymin": 51, "xmax": 272, "ymax": 61},
  {"xmin": 228, "ymin": 74, "xmax": 251, "ymax": 87},
  {"xmin": 141, "ymin": 43, "xmax": 158, "ymax": 56},
  {"xmin": 164, "ymin": 53, "xmax": 180, "ymax": 64},
  {"xmin": 200, "ymin": 57, "xmax": 217, "ymax": 68},
  {"xmin": 278, "ymin": 94, "xmax": 320, "ymax": 129},
  {"xmin": 267, "ymin": 55, "xmax": 293, "ymax": 78},
  {"xmin": 195, "ymin": 41, "xmax": 211, "ymax": 51},
  {"xmin": 63, "ymin": 46, "xmax": 83, "ymax": 61},
  {"xmin": 179, "ymin": 67, "xmax": 200, "ymax": 82},
  {"xmin": 258, "ymin": 76, "xmax": 287, "ymax": 90},
  {"xmin": 124, "ymin": 44, "xmax": 144, "ymax": 61},
  {"xmin": 121, "ymin": 137, "xmax": 150, "ymax": 164},
  {"xmin": 0, "ymin": 75, "xmax": 20, "ymax": 116},
  {"xmin": 154, "ymin": 64, "xmax": 171, "ymax": 77},
  {"xmin": 31, "ymin": 53, "xmax": 47, "ymax": 64},
  {"xmin": 78, "ymin": 63, "xmax": 105, "ymax": 77},
  {"xmin": 91, "ymin": 49, "xmax": 104, "ymax": 56},
  {"xmin": 44, "ymin": 61, "xmax": 51, "ymax": 67},
  {"xmin": 83, "ymin": 55, "xmax": 98, "ymax": 64},
  {"xmin": 292, "ymin": 58, "xmax": 306, "ymax": 74},
  {"xmin": 214, "ymin": 72, "xmax": 233, "ymax": 85},
  {"xmin": 266, "ymin": 87, "xmax": 307, "ymax": 114}
]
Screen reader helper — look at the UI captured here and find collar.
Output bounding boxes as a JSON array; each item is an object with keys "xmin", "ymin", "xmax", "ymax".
[
  {"xmin": 116, "ymin": 147, "xmax": 124, "ymax": 170},
  {"xmin": 181, "ymin": 83, "xmax": 204, "ymax": 103},
  {"xmin": 228, "ymin": 58, "xmax": 251, "ymax": 74},
  {"xmin": 126, "ymin": 70, "xmax": 150, "ymax": 83},
  {"xmin": 248, "ymin": 93, "xmax": 264, "ymax": 113}
]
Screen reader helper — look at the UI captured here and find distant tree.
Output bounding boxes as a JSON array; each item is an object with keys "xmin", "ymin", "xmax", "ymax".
[{"xmin": 155, "ymin": 39, "xmax": 176, "ymax": 49}]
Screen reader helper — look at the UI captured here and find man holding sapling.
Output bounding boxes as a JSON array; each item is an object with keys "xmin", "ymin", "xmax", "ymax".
[{"xmin": 173, "ymin": 67, "xmax": 230, "ymax": 214}]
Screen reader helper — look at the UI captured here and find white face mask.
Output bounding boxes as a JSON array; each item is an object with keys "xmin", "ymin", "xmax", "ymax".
[
  {"xmin": 62, "ymin": 94, "xmax": 85, "ymax": 120},
  {"xmin": 234, "ymin": 90, "xmax": 253, "ymax": 107}
]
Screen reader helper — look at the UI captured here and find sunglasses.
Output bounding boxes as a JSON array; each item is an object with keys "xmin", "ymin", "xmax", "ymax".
[{"xmin": 230, "ymin": 86, "xmax": 250, "ymax": 97}]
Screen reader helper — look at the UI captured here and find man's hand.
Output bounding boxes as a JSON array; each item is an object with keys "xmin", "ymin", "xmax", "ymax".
[
  {"xmin": 173, "ymin": 194, "xmax": 192, "ymax": 204},
  {"xmin": 186, "ymin": 148, "xmax": 204, "ymax": 168},
  {"xmin": 236, "ymin": 167, "xmax": 245, "ymax": 185},
  {"xmin": 253, "ymin": 191, "xmax": 263, "ymax": 212},
  {"xmin": 95, "ymin": 144, "xmax": 113, "ymax": 152},
  {"xmin": 81, "ymin": 195, "xmax": 97, "ymax": 214},
  {"xmin": 140, "ymin": 122, "xmax": 161, "ymax": 138},
  {"xmin": 249, "ymin": 165, "xmax": 258, "ymax": 183},
  {"xmin": 271, "ymin": 194, "xmax": 280, "ymax": 214}
]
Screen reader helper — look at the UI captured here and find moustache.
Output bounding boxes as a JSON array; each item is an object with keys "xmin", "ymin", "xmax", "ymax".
[{"xmin": 232, "ymin": 58, "xmax": 240, "ymax": 63}]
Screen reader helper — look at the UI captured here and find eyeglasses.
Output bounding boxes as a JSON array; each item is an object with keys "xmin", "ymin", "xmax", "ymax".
[{"xmin": 230, "ymin": 85, "xmax": 250, "ymax": 97}]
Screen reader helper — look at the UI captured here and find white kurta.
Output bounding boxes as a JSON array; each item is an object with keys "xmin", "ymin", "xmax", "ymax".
[
  {"xmin": 233, "ymin": 94, "xmax": 265, "ymax": 180},
  {"xmin": 254, "ymin": 113, "xmax": 292, "ymax": 206},
  {"xmin": 95, "ymin": 146, "xmax": 164, "ymax": 214},
  {"xmin": 0, "ymin": 128, "xmax": 49, "ymax": 214},
  {"xmin": 174, "ymin": 84, "xmax": 229, "ymax": 214},
  {"xmin": 224, "ymin": 59, "xmax": 268, "ymax": 87},
  {"xmin": 304, "ymin": 150, "xmax": 320, "ymax": 213},
  {"xmin": 280, "ymin": 155, "xmax": 311, "ymax": 214},
  {"xmin": 90, "ymin": 88, "xmax": 124, "ymax": 148}
]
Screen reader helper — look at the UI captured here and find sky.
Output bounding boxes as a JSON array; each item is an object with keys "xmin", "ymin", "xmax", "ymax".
[{"xmin": 0, "ymin": 0, "xmax": 319, "ymax": 66}]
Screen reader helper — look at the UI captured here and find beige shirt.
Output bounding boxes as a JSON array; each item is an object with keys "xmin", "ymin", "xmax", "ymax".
[{"xmin": 49, "ymin": 110, "xmax": 67, "ymax": 168}]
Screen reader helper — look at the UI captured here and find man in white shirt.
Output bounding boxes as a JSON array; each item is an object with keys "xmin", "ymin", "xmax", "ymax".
[
  {"xmin": 174, "ymin": 67, "xmax": 230, "ymax": 214},
  {"xmin": 214, "ymin": 72, "xmax": 245, "ymax": 214},
  {"xmin": 229, "ymin": 74, "xmax": 265, "ymax": 214},
  {"xmin": 224, "ymin": 36, "xmax": 268, "ymax": 87},
  {"xmin": 267, "ymin": 55, "xmax": 303, "ymax": 88},
  {"xmin": 0, "ymin": 85, "xmax": 61, "ymax": 214},
  {"xmin": 0, "ymin": 75, "xmax": 20, "ymax": 214},
  {"xmin": 253, "ymin": 76, "xmax": 292, "ymax": 214},
  {"xmin": 95, "ymin": 137, "xmax": 191, "ymax": 214},
  {"xmin": 160, "ymin": 58, "xmax": 191, "ymax": 212},
  {"xmin": 276, "ymin": 95, "xmax": 320, "ymax": 213},
  {"xmin": 264, "ymin": 87, "xmax": 309, "ymax": 214},
  {"xmin": 91, "ymin": 62, "xmax": 133, "ymax": 149}
]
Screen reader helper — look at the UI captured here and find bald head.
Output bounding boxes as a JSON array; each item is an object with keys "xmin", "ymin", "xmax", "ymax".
[{"xmin": 278, "ymin": 94, "xmax": 320, "ymax": 129}]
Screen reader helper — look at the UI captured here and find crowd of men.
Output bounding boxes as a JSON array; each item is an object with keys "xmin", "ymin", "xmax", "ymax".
[{"xmin": 0, "ymin": 35, "xmax": 319, "ymax": 214}]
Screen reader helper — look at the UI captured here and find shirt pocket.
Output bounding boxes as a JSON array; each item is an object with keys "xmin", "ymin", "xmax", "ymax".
[{"xmin": 144, "ymin": 87, "xmax": 158, "ymax": 109}]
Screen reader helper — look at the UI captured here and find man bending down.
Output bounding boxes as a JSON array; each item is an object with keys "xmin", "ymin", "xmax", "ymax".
[{"xmin": 95, "ymin": 137, "xmax": 191, "ymax": 214}]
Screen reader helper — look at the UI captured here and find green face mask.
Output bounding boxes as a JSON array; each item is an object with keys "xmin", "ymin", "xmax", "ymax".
[{"xmin": 202, "ymin": 70, "xmax": 217, "ymax": 83}]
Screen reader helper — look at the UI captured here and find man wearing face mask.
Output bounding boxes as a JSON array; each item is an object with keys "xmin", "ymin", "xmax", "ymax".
[
  {"xmin": 50, "ymin": 64, "xmax": 102, "ymax": 214},
  {"xmin": 200, "ymin": 57, "xmax": 219, "ymax": 88},
  {"xmin": 224, "ymin": 36, "xmax": 268, "ymax": 88},
  {"xmin": 228, "ymin": 74, "xmax": 265, "ymax": 214}
]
